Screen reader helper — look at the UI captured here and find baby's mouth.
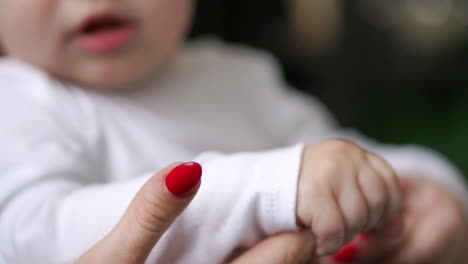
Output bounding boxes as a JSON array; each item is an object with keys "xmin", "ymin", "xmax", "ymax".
[
  {"xmin": 81, "ymin": 16, "xmax": 128, "ymax": 34},
  {"xmin": 73, "ymin": 14, "xmax": 136, "ymax": 53}
]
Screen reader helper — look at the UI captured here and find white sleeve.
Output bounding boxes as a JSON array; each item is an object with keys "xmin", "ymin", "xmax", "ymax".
[
  {"xmin": 148, "ymin": 145, "xmax": 303, "ymax": 263},
  {"xmin": 1, "ymin": 136, "xmax": 302, "ymax": 264},
  {"xmin": 263, "ymin": 74, "xmax": 468, "ymax": 211},
  {"xmin": 0, "ymin": 74, "xmax": 303, "ymax": 263},
  {"xmin": 0, "ymin": 126, "xmax": 302, "ymax": 264},
  {"xmin": 0, "ymin": 80, "xmax": 151, "ymax": 263}
]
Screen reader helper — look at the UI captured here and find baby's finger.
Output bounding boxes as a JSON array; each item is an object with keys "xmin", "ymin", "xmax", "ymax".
[
  {"xmin": 309, "ymin": 185, "xmax": 346, "ymax": 256},
  {"xmin": 366, "ymin": 153, "xmax": 402, "ymax": 222},
  {"xmin": 336, "ymin": 172, "xmax": 369, "ymax": 243},
  {"xmin": 358, "ymin": 166, "xmax": 388, "ymax": 231}
]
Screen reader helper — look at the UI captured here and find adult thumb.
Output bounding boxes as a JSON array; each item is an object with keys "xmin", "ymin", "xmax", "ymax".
[
  {"xmin": 77, "ymin": 162, "xmax": 202, "ymax": 264},
  {"xmin": 231, "ymin": 230, "xmax": 317, "ymax": 264}
]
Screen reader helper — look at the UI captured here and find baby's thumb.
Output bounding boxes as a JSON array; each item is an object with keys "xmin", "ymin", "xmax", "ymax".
[{"xmin": 79, "ymin": 162, "xmax": 202, "ymax": 264}]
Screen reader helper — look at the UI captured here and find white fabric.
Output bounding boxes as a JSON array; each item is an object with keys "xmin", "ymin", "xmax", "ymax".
[{"xmin": 0, "ymin": 38, "xmax": 466, "ymax": 264}]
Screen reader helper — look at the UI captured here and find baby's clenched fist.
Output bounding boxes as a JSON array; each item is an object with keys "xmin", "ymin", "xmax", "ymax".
[{"xmin": 296, "ymin": 139, "xmax": 402, "ymax": 256}]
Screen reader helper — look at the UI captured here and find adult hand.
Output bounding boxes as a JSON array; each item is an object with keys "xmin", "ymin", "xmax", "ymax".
[
  {"xmin": 76, "ymin": 161, "xmax": 320, "ymax": 264},
  {"xmin": 231, "ymin": 230, "xmax": 317, "ymax": 264},
  {"xmin": 323, "ymin": 176, "xmax": 468, "ymax": 264},
  {"xmin": 76, "ymin": 162, "xmax": 202, "ymax": 264}
]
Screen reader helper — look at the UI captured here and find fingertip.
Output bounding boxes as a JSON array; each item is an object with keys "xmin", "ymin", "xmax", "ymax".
[
  {"xmin": 316, "ymin": 238, "xmax": 344, "ymax": 257},
  {"xmin": 331, "ymin": 241, "xmax": 360, "ymax": 263},
  {"xmin": 165, "ymin": 162, "xmax": 202, "ymax": 198},
  {"xmin": 330, "ymin": 233, "xmax": 371, "ymax": 263}
]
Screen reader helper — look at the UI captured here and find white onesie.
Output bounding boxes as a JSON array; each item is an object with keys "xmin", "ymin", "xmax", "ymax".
[{"xmin": 0, "ymin": 38, "xmax": 466, "ymax": 264}]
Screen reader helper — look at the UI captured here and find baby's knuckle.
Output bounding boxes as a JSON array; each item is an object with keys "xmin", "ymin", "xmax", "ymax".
[
  {"xmin": 326, "ymin": 139, "xmax": 356, "ymax": 152},
  {"xmin": 347, "ymin": 215, "xmax": 366, "ymax": 233},
  {"xmin": 368, "ymin": 154, "xmax": 397, "ymax": 179},
  {"xmin": 328, "ymin": 139, "xmax": 368, "ymax": 160},
  {"xmin": 317, "ymin": 159, "xmax": 340, "ymax": 177},
  {"xmin": 345, "ymin": 214, "xmax": 368, "ymax": 239},
  {"xmin": 318, "ymin": 236, "xmax": 344, "ymax": 255},
  {"xmin": 369, "ymin": 193, "xmax": 387, "ymax": 211},
  {"xmin": 382, "ymin": 170, "xmax": 398, "ymax": 185},
  {"xmin": 316, "ymin": 226, "xmax": 345, "ymax": 246}
]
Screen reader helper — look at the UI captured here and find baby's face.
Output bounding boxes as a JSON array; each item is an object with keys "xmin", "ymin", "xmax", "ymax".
[{"xmin": 0, "ymin": 0, "xmax": 193, "ymax": 88}]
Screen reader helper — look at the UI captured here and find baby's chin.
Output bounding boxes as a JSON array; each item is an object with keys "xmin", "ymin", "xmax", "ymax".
[
  {"xmin": 54, "ymin": 56, "xmax": 173, "ymax": 91},
  {"xmin": 66, "ymin": 70, "xmax": 152, "ymax": 91}
]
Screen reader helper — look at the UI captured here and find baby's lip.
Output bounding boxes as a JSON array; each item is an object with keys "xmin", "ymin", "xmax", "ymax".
[
  {"xmin": 72, "ymin": 12, "xmax": 137, "ymax": 53},
  {"xmin": 76, "ymin": 13, "xmax": 132, "ymax": 35}
]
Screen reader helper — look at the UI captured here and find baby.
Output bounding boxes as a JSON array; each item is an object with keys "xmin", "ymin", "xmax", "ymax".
[{"xmin": 0, "ymin": 0, "xmax": 466, "ymax": 263}]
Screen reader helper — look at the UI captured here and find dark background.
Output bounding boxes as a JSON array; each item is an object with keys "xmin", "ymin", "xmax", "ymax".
[{"xmin": 189, "ymin": 0, "xmax": 468, "ymax": 177}]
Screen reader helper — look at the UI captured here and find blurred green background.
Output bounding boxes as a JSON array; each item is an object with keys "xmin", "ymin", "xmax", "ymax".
[{"xmin": 190, "ymin": 0, "xmax": 468, "ymax": 177}]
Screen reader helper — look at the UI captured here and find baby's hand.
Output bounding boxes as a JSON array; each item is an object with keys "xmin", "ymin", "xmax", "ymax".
[{"xmin": 296, "ymin": 139, "xmax": 402, "ymax": 256}]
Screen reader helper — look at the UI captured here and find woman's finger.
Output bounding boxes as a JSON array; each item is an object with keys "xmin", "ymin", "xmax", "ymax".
[
  {"xmin": 230, "ymin": 230, "xmax": 317, "ymax": 264},
  {"xmin": 381, "ymin": 183, "xmax": 463, "ymax": 264},
  {"xmin": 328, "ymin": 223, "xmax": 405, "ymax": 264},
  {"xmin": 329, "ymin": 189, "xmax": 407, "ymax": 263},
  {"xmin": 76, "ymin": 162, "xmax": 202, "ymax": 264}
]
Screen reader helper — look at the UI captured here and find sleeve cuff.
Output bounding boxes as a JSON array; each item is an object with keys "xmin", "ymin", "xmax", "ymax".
[{"xmin": 256, "ymin": 144, "xmax": 304, "ymax": 234}]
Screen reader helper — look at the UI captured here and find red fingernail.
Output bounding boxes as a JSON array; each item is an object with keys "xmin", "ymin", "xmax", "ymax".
[
  {"xmin": 165, "ymin": 162, "xmax": 202, "ymax": 197},
  {"xmin": 358, "ymin": 233, "xmax": 372, "ymax": 240},
  {"xmin": 332, "ymin": 241, "xmax": 359, "ymax": 263}
]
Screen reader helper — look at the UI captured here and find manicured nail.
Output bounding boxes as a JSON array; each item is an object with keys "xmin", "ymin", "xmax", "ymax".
[
  {"xmin": 332, "ymin": 241, "xmax": 359, "ymax": 263},
  {"xmin": 358, "ymin": 233, "xmax": 372, "ymax": 240},
  {"xmin": 165, "ymin": 162, "xmax": 202, "ymax": 197}
]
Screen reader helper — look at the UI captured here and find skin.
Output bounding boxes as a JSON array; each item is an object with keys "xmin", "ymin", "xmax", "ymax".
[
  {"xmin": 366, "ymin": 177, "xmax": 468, "ymax": 264},
  {"xmin": 0, "ymin": 0, "xmax": 193, "ymax": 89},
  {"xmin": 76, "ymin": 163, "xmax": 318, "ymax": 264},
  {"xmin": 0, "ymin": 1, "xmax": 322, "ymax": 262},
  {"xmin": 0, "ymin": 1, "xmax": 466, "ymax": 263},
  {"xmin": 298, "ymin": 139, "xmax": 402, "ymax": 256},
  {"xmin": 321, "ymin": 176, "xmax": 468, "ymax": 264}
]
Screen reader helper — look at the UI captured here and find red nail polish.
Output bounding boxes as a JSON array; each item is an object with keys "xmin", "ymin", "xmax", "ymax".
[
  {"xmin": 332, "ymin": 241, "xmax": 359, "ymax": 263},
  {"xmin": 165, "ymin": 162, "xmax": 202, "ymax": 197},
  {"xmin": 358, "ymin": 233, "xmax": 372, "ymax": 240}
]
